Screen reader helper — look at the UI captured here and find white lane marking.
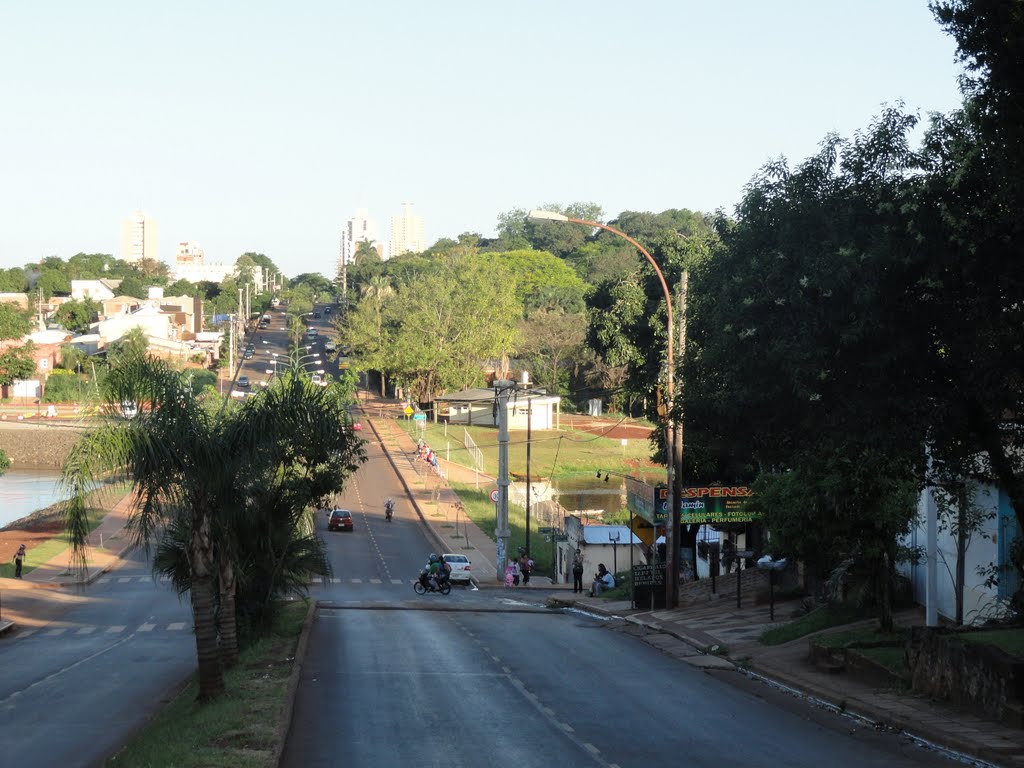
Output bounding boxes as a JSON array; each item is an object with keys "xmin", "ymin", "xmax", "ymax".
[
  {"xmin": 138, "ymin": 623, "xmax": 155, "ymax": 632},
  {"xmin": 45, "ymin": 628, "xmax": 67, "ymax": 636},
  {"xmin": 349, "ymin": 578, "xmax": 362, "ymax": 583},
  {"xmin": 369, "ymin": 578, "xmax": 382, "ymax": 584},
  {"xmin": 97, "ymin": 578, "xmax": 111, "ymax": 584},
  {"xmin": 75, "ymin": 627, "xmax": 96, "ymax": 635},
  {"xmin": 167, "ymin": 622, "xmax": 187, "ymax": 631},
  {"xmin": 390, "ymin": 579, "xmax": 403, "ymax": 584},
  {"xmin": 118, "ymin": 577, "xmax": 132, "ymax": 583},
  {"xmin": 107, "ymin": 626, "xmax": 126, "ymax": 634}
]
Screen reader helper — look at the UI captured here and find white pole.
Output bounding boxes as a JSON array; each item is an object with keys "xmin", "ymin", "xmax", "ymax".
[{"xmin": 926, "ymin": 485, "xmax": 939, "ymax": 627}]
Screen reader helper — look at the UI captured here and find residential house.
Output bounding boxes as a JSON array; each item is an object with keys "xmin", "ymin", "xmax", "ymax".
[
  {"xmin": 71, "ymin": 279, "xmax": 122, "ymax": 302},
  {"xmin": 561, "ymin": 517, "xmax": 644, "ymax": 584},
  {"xmin": 434, "ymin": 388, "xmax": 562, "ymax": 430}
]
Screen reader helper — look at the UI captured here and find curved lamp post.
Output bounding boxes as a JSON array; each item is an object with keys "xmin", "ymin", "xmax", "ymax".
[{"xmin": 528, "ymin": 209, "xmax": 680, "ymax": 608}]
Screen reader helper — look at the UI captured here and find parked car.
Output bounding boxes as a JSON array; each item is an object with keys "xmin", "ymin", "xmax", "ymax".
[
  {"xmin": 237, "ymin": 375, "xmax": 250, "ymax": 388},
  {"xmin": 441, "ymin": 553, "xmax": 472, "ymax": 584},
  {"xmin": 328, "ymin": 509, "xmax": 354, "ymax": 532}
]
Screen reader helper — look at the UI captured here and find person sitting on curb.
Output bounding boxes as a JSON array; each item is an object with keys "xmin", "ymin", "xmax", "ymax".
[{"xmin": 590, "ymin": 563, "xmax": 614, "ymax": 596}]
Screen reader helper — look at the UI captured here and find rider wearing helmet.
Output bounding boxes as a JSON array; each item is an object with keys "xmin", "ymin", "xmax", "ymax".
[{"xmin": 384, "ymin": 497, "xmax": 394, "ymax": 520}]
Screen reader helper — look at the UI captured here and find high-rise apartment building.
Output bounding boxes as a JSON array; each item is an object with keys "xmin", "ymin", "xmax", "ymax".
[
  {"xmin": 389, "ymin": 203, "xmax": 425, "ymax": 259},
  {"xmin": 121, "ymin": 210, "xmax": 159, "ymax": 263},
  {"xmin": 339, "ymin": 208, "xmax": 381, "ymax": 276}
]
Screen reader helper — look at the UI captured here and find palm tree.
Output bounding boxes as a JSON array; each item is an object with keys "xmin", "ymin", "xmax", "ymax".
[
  {"xmin": 61, "ymin": 354, "xmax": 365, "ymax": 699},
  {"xmin": 353, "ymin": 239, "xmax": 381, "ymax": 265}
]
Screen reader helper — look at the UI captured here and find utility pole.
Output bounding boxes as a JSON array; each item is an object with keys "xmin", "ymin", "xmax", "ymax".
[
  {"xmin": 228, "ymin": 314, "xmax": 235, "ymax": 380},
  {"xmin": 525, "ymin": 396, "xmax": 532, "ymax": 558},
  {"xmin": 493, "ymin": 379, "xmax": 515, "ymax": 580}
]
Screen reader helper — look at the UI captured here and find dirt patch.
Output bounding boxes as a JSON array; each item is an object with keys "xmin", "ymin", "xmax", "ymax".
[{"xmin": 0, "ymin": 502, "xmax": 67, "ymax": 568}]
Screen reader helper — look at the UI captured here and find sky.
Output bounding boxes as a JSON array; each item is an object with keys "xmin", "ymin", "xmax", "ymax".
[{"xmin": 0, "ymin": 1, "xmax": 965, "ymax": 279}]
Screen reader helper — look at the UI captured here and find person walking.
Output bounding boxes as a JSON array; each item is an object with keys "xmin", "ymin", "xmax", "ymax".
[
  {"xmin": 13, "ymin": 543, "xmax": 26, "ymax": 578},
  {"xmin": 572, "ymin": 550, "xmax": 585, "ymax": 594},
  {"xmin": 520, "ymin": 553, "xmax": 532, "ymax": 586}
]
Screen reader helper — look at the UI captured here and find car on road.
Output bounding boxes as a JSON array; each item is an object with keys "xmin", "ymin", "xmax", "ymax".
[
  {"xmin": 310, "ymin": 373, "xmax": 328, "ymax": 387},
  {"xmin": 328, "ymin": 509, "xmax": 354, "ymax": 532},
  {"xmin": 441, "ymin": 554, "xmax": 472, "ymax": 584},
  {"xmin": 243, "ymin": 349, "xmax": 254, "ymax": 359},
  {"xmin": 314, "ymin": 312, "xmax": 322, "ymax": 319},
  {"xmin": 306, "ymin": 328, "xmax": 318, "ymax": 338},
  {"xmin": 237, "ymin": 375, "xmax": 250, "ymax": 388}
]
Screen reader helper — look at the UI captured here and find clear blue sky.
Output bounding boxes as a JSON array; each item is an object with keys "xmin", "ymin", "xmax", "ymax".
[{"xmin": 0, "ymin": 1, "xmax": 964, "ymax": 278}]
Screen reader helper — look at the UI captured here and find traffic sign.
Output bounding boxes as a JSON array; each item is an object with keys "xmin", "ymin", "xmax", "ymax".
[
  {"xmin": 403, "ymin": 405, "xmax": 414, "ymax": 416},
  {"xmin": 413, "ymin": 413, "xmax": 426, "ymax": 421},
  {"xmin": 490, "ymin": 489, "xmax": 499, "ymax": 503}
]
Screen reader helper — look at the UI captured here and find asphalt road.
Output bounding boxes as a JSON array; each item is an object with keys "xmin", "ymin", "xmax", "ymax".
[
  {"xmin": 284, "ymin": 386, "xmax": 963, "ymax": 768},
  {"xmin": 0, "ymin": 548, "xmax": 195, "ymax": 768}
]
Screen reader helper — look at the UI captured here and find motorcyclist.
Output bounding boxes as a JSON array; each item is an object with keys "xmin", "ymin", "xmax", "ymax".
[{"xmin": 384, "ymin": 497, "xmax": 394, "ymax": 521}]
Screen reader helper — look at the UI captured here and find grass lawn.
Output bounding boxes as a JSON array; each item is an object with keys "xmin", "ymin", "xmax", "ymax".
[
  {"xmin": 396, "ymin": 419, "xmax": 661, "ymax": 481},
  {"xmin": 760, "ymin": 604, "xmax": 868, "ymax": 646},
  {"xmin": 961, "ymin": 628, "xmax": 1024, "ymax": 658},
  {"xmin": 107, "ymin": 599, "xmax": 309, "ymax": 768}
]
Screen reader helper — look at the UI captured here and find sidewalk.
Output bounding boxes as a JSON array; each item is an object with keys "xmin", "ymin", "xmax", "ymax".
[
  {"xmin": 361, "ymin": 394, "xmax": 1024, "ymax": 768},
  {"xmin": 0, "ymin": 491, "xmax": 138, "ymax": 636}
]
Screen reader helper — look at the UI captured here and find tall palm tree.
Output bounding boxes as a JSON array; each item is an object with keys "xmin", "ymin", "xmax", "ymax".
[{"xmin": 61, "ymin": 354, "xmax": 365, "ymax": 700}]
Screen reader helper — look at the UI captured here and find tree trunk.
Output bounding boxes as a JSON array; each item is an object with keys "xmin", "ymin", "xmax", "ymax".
[
  {"xmin": 189, "ymin": 520, "xmax": 224, "ymax": 702},
  {"xmin": 955, "ymin": 485, "xmax": 967, "ymax": 626},
  {"xmin": 380, "ymin": 372, "xmax": 387, "ymax": 398},
  {"xmin": 877, "ymin": 551, "xmax": 894, "ymax": 633},
  {"xmin": 218, "ymin": 556, "xmax": 239, "ymax": 668}
]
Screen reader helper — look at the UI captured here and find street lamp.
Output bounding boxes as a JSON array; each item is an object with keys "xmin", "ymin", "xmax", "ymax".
[{"xmin": 528, "ymin": 209, "xmax": 681, "ymax": 609}]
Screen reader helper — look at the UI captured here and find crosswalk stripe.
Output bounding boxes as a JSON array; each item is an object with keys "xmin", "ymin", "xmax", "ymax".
[
  {"xmin": 97, "ymin": 578, "xmax": 111, "ymax": 584},
  {"xmin": 349, "ymin": 578, "xmax": 362, "ymax": 583},
  {"xmin": 118, "ymin": 577, "xmax": 132, "ymax": 583},
  {"xmin": 108, "ymin": 626, "xmax": 126, "ymax": 633},
  {"xmin": 45, "ymin": 628, "xmax": 67, "ymax": 636},
  {"xmin": 138, "ymin": 623, "xmax": 155, "ymax": 632},
  {"xmin": 390, "ymin": 579, "xmax": 403, "ymax": 584},
  {"xmin": 369, "ymin": 578, "xmax": 382, "ymax": 584},
  {"xmin": 167, "ymin": 622, "xmax": 187, "ymax": 631},
  {"xmin": 75, "ymin": 627, "xmax": 96, "ymax": 635}
]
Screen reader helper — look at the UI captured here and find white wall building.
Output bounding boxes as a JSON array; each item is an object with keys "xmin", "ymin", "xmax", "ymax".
[
  {"xmin": 121, "ymin": 210, "xmax": 158, "ymax": 263},
  {"xmin": 899, "ymin": 481, "xmax": 1020, "ymax": 625},
  {"xmin": 339, "ymin": 208, "xmax": 381, "ymax": 276},
  {"xmin": 389, "ymin": 202, "xmax": 425, "ymax": 258}
]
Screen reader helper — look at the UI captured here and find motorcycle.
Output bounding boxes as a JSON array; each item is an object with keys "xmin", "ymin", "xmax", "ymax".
[
  {"xmin": 385, "ymin": 502, "xmax": 394, "ymax": 522},
  {"xmin": 413, "ymin": 570, "xmax": 451, "ymax": 595}
]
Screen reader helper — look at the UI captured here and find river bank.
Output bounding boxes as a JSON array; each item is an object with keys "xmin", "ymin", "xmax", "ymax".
[{"xmin": 0, "ymin": 420, "xmax": 85, "ymax": 468}]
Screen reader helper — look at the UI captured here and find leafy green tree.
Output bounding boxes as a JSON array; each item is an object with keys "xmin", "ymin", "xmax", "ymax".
[
  {"xmin": 479, "ymin": 249, "xmax": 588, "ymax": 315},
  {"xmin": 0, "ymin": 302, "xmax": 33, "ymax": 339},
  {"xmin": 904, "ymin": 0, "xmax": 1024, "ymax": 551},
  {"xmin": 0, "ymin": 345, "xmax": 36, "ymax": 387},
  {"xmin": 35, "ymin": 269, "xmax": 71, "ymax": 298},
  {"xmin": 0, "ymin": 267, "xmax": 29, "ymax": 292},
  {"xmin": 107, "ymin": 327, "xmax": 148, "ymax": 366},
  {"xmin": 516, "ymin": 309, "xmax": 586, "ymax": 395},
  {"xmin": 685, "ymin": 111, "xmax": 928, "ymax": 629},
  {"xmin": 66, "ymin": 253, "xmax": 117, "ymax": 279},
  {"xmin": 117, "ymin": 275, "xmax": 145, "ymax": 299},
  {"xmin": 384, "ymin": 255, "xmax": 519, "ymax": 402},
  {"xmin": 353, "ymin": 240, "xmax": 382, "ymax": 264},
  {"xmin": 339, "ymin": 276, "xmax": 396, "ymax": 394},
  {"xmin": 62, "ymin": 355, "xmax": 366, "ymax": 699},
  {"xmin": 166, "ymin": 279, "xmax": 197, "ymax": 297},
  {"xmin": 53, "ymin": 299, "xmax": 100, "ymax": 334}
]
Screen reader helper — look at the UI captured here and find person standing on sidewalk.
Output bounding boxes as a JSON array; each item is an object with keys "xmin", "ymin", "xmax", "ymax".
[
  {"xmin": 519, "ymin": 553, "xmax": 532, "ymax": 586},
  {"xmin": 13, "ymin": 543, "xmax": 26, "ymax": 578},
  {"xmin": 572, "ymin": 550, "xmax": 585, "ymax": 593}
]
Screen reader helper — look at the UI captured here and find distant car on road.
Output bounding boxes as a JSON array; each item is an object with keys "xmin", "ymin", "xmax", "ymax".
[
  {"xmin": 441, "ymin": 554, "xmax": 472, "ymax": 584},
  {"xmin": 243, "ymin": 350, "xmax": 254, "ymax": 359},
  {"xmin": 314, "ymin": 312, "xmax": 322, "ymax": 319},
  {"xmin": 328, "ymin": 509, "xmax": 354, "ymax": 532},
  {"xmin": 237, "ymin": 375, "xmax": 250, "ymax": 388},
  {"xmin": 310, "ymin": 373, "xmax": 328, "ymax": 387},
  {"xmin": 306, "ymin": 328, "xmax": 318, "ymax": 338}
]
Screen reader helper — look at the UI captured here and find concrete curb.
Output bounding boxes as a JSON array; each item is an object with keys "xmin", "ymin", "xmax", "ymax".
[{"xmin": 272, "ymin": 597, "xmax": 317, "ymax": 767}]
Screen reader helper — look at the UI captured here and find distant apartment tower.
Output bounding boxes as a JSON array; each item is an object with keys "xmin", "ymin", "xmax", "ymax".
[
  {"xmin": 339, "ymin": 208, "xmax": 381, "ymax": 275},
  {"xmin": 389, "ymin": 203, "xmax": 425, "ymax": 259},
  {"xmin": 121, "ymin": 210, "xmax": 159, "ymax": 263}
]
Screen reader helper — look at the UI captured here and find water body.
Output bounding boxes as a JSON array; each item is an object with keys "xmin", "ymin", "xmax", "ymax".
[{"xmin": 0, "ymin": 468, "xmax": 65, "ymax": 528}]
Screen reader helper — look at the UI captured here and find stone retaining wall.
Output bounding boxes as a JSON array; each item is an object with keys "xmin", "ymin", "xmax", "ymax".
[
  {"xmin": 907, "ymin": 626, "xmax": 1024, "ymax": 727},
  {"xmin": 0, "ymin": 422, "xmax": 85, "ymax": 468}
]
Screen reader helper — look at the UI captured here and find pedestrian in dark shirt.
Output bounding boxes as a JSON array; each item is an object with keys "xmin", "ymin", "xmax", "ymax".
[{"xmin": 13, "ymin": 543, "xmax": 26, "ymax": 578}]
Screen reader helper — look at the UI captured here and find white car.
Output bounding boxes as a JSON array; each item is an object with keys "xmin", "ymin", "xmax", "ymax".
[{"xmin": 441, "ymin": 554, "xmax": 472, "ymax": 584}]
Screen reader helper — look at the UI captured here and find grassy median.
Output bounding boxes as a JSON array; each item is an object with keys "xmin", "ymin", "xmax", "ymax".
[{"xmin": 106, "ymin": 598, "xmax": 309, "ymax": 768}]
